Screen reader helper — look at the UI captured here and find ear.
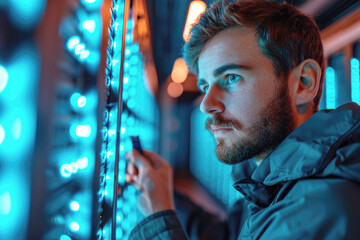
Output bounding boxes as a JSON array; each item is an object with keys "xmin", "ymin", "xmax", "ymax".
[{"xmin": 291, "ymin": 59, "xmax": 322, "ymax": 106}]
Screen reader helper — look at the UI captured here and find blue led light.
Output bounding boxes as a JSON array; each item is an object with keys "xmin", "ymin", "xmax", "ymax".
[
  {"xmin": 0, "ymin": 171, "xmax": 29, "ymax": 239},
  {"xmin": 60, "ymin": 235, "xmax": 72, "ymax": 240},
  {"xmin": 325, "ymin": 67, "xmax": 336, "ymax": 109},
  {"xmin": 67, "ymin": 37, "xmax": 80, "ymax": 50},
  {"xmin": 113, "ymin": 22, "xmax": 120, "ymax": 32},
  {"xmin": 60, "ymin": 164, "xmax": 72, "ymax": 178},
  {"xmin": 77, "ymin": 96, "xmax": 87, "ymax": 108},
  {"xmin": 108, "ymin": 129, "xmax": 116, "ymax": 138},
  {"xmin": 60, "ymin": 156, "xmax": 90, "ymax": 178},
  {"xmin": 70, "ymin": 201, "xmax": 80, "ymax": 211},
  {"xmin": 106, "ymin": 151, "xmax": 113, "ymax": 159},
  {"xmin": 70, "ymin": 222, "xmax": 80, "ymax": 231},
  {"xmin": 75, "ymin": 124, "xmax": 92, "ymax": 138},
  {"xmin": 82, "ymin": 20, "xmax": 96, "ymax": 33},
  {"xmin": 112, "ymin": 59, "xmax": 119, "ymax": 67},
  {"xmin": 80, "ymin": 0, "xmax": 103, "ymax": 11},
  {"xmin": 77, "ymin": 157, "xmax": 89, "ymax": 169},
  {"xmin": 75, "ymin": 44, "xmax": 85, "ymax": 55},
  {"xmin": 70, "ymin": 92, "xmax": 87, "ymax": 110},
  {"xmin": 351, "ymin": 58, "xmax": 360, "ymax": 104},
  {"xmin": 7, "ymin": 0, "xmax": 47, "ymax": 30},
  {"xmin": 0, "ymin": 65, "xmax": 9, "ymax": 92},
  {"xmin": 121, "ymin": 127, "xmax": 126, "ymax": 134},
  {"xmin": 0, "ymin": 124, "xmax": 5, "ymax": 144},
  {"xmin": 12, "ymin": 118, "xmax": 22, "ymax": 140},
  {"xmin": 125, "ymin": 33, "xmax": 133, "ymax": 43},
  {"xmin": 125, "ymin": 48, "xmax": 131, "ymax": 56},
  {"xmin": 71, "ymin": 163, "xmax": 77, "ymax": 174},
  {"xmin": 0, "ymin": 192, "xmax": 11, "ymax": 215},
  {"xmin": 80, "ymin": 50, "xmax": 90, "ymax": 60}
]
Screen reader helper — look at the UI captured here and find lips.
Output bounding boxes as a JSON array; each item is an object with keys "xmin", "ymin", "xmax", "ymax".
[{"xmin": 210, "ymin": 126, "xmax": 233, "ymax": 134}]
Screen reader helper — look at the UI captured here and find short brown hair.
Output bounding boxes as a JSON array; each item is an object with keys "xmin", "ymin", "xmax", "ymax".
[{"xmin": 183, "ymin": 0, "xmax": 324, "ymax": 111}]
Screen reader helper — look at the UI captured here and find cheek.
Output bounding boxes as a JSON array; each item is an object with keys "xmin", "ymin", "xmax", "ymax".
[{"xmin": 225, "ymin": 84, "xmax": 273, "ymax": 122}]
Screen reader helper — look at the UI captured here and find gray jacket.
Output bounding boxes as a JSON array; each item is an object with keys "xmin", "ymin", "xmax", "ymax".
[{"xmin": 129, "ymin": 103, "xmax": 360, "ymax": 239}]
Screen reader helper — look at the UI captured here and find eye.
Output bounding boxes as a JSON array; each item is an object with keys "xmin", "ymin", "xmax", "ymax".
[{"xmin": 225, "ymin": 74, "xmax": 242, "ymax": 85}]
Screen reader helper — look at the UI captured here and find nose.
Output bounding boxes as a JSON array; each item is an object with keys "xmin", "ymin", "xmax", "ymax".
[{"xmin": 200, "ymin": 84, "xmax": 225, "ymax": 115}]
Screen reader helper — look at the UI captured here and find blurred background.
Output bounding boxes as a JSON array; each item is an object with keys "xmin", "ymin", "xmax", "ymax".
[{"xmin": 0, "ymin": 0, "xmax": 359, "ymax": 239}]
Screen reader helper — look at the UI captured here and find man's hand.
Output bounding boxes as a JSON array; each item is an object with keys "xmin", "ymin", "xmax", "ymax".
[{"xmin": 125, "ymin": 149, "xmax": 175, "ymax": 217}]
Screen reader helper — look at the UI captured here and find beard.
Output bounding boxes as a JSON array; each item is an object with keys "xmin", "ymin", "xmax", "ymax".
[{"xmin": 205, "ymin": 81, "xmax": 295, "ymax": 165}]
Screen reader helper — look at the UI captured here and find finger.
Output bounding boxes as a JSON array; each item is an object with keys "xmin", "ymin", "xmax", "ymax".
[
  {"xmin": 131, "ymin": 149, "xmax": 153, "ymax": 170},
  {"xmin": 125, "ymin": 173, "xmax": 137, "ymax": 184},
  {"xmin": 125, "ymin": 174, "xmax": 143, "ymax": 190},
  {"xmin": 126, "ymin": 161, "xmax": 138, "ymax": 175}
]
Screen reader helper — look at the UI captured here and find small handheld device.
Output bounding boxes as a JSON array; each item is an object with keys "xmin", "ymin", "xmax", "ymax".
[{"xmin": 131, "ymin": 136, "xmax": 144, "ymax": 155}]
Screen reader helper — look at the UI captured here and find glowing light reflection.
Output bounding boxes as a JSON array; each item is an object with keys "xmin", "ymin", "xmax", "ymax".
[
  {"xmin": 325, "ymin": 67, "xmax": 336, "ymax": 109},
  {"xmin": 0, "ymin": 65, "xmax": 9, "ymax": 92},
  {"xmin": 75, "ymin": 44, "xmax": 85, "ymax": 55},
  {"xmin": 67, "ymin": 37, "xmax": 80, "ymax": 50},
  {"xmin": 60, "ymin": 235, "xmax": 72, "ymax": 240},
  {"xmin": 0, "ymin": 192, "xmax": 11, "ymax": 215},
  {"xmin": 183, "ymin": 1, "xmax": 206, "ymax": 42},
  {"xmin": 0, "ymin": 125, "xmax": 5, "ymax": 144},
  {"xmin": 80, "ymin": 50, "xmax": 90, "ymax": 59},
  {"xmin": 75, "ymin": 124, "xmax": 91, "ymax": 138},
  {"xmin": 77, "ymin": 96, "xmax": 87, "ymax": 108},
  {"xmin": 70, "ymin": 201, "xmax": 80, "ymax": 211},
  {"xmin": 8, "ymin": 0, "xmax": 47, "ymax": 30},
  {"xmin": 82, "ymin": 20, "xmax": 96, "ymax": 33},
  {"xmin": 351, "ymin": 58, "xmax": 360, "ymax": 104},
  {"xmin": 70, "ymin": 222, "xmax": 80, "ymax": 231}
]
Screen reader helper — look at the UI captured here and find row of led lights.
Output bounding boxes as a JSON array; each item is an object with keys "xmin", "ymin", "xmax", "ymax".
[
  {"xmin": 98, "ymin": 22, "xmax": 142, "ymax": 239},
  {"xmin": 57, "ymin": 92, "xmax": 94, "ymax": 239},
  {"xmin": 97, "ymin": 9, "xmax": 126, "ymax": 234},
  {"xmin": 67, "ymin": 37, "xmax": 91, "ymax": 61},
  {"xmin": 58, "ymin": 92, "xmax": 94, "ymax": 179},
  {"xmin": 55, "ymin": 1, "xmax": 103, "ymax": 239},
  {"xmin": 115, "ymin": 28, "xmax": 143, "ymax": 240},
  {"xmin": 325, "ymin": 57, "xmax": 360, "ymax": 109},
  {"xmin": 59, "ymin": 200, "xmax": 81, "ymax": 240}
]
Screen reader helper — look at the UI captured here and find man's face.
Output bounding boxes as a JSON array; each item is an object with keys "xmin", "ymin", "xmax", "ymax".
[{"xmin": 198, "ymin": 27, "xmax": 295, "ymax": 164}]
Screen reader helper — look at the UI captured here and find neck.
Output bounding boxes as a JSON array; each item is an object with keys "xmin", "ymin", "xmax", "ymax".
[{"xmin": 254, "ymin": 148, "xmax": 274, "ymax": 166}]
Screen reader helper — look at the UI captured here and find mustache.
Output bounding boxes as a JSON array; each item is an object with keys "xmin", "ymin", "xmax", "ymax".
[{"xmin": 205, "ymin": 115, "xmax": 242, "ymax": 131}]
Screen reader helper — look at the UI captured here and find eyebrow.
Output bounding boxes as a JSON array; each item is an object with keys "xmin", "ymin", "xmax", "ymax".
[
  {"xmin": 213, "ymin": 64, "xmax": 250, "ymax": 77},
  {"xmin": 197, "ymin": 64, "xmax": 250, "ymax": 89}
]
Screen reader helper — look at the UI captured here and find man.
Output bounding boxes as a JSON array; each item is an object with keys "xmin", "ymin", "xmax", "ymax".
[{"xmin": 126, "ymin": 0, "xmax": 360, "ymax": 239}]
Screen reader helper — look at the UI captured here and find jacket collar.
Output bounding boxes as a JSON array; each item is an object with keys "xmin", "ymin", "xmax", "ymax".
[{"xmin": 232, "ymin": 102, "xmax": 360, "ymax": 207}]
